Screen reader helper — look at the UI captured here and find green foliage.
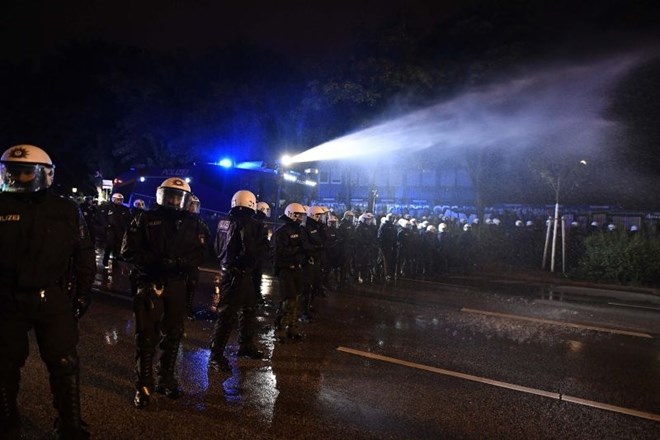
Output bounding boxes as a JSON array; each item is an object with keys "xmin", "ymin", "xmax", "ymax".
[{"xmin": 578, "ymin": 233, "xmax": 660, "ymax": 285}]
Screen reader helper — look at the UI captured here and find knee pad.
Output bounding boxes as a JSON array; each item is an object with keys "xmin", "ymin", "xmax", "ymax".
[{"xmin": 46, "ymin": 352, "xmax": 79, "ymax": 377}]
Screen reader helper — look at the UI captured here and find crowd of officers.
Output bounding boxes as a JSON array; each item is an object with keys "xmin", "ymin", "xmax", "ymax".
[{"xmin": 0, "ymin": 143, "xmax": 637, "ymax": 439}]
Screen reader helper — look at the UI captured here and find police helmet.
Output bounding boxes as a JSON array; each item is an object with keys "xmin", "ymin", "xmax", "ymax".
[
  {"xmin": 256, "ymin": 201, "xmax": 271, "ymax": 218},
  {"xmin": 156, "ymin": 177, "xmax": 193, "ymax": 210},
  {"xmin": 188, "ymin": 195, "xmax": 200, "ymax": 214},
  {"xmin": 0, "ymin": 144, "xmax": 55, "ymax": 193},
  {"xmin": 285, "ymin": 202, "xmax": 306, "ymax": 223},
  {"xmin": 231, "ymin": 190, "xmax": 256, "ymax": 211}
]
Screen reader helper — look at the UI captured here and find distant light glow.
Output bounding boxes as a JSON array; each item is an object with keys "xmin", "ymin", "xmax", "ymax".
[
  {"xmin": 580, "ymin": 160, "xmax": 588, "ymax": 165},
  {"xmin": 281, "ymin": 155, "xmax": 293, "ymax": 166},
  {"xmin": 219, "ymin": 158, "xmax": 233, "ymax": 168},
  {"xmin": 185, "ymin": 177, "xmax": 191, "ymax": 183},
  {"xmin": 139, "ymin": 176, "xmax": 146, "ymax": 182},
  {"xmin": 283, "ymin": 173, "xmax": 297, "ymax": 182},
  {"xmin": 304, "ymin": 180, "xmax": 317, "ymax": 187},
  {"xmin": 236, "ymin": 161, "xmax": 267, "ymax": 170}
]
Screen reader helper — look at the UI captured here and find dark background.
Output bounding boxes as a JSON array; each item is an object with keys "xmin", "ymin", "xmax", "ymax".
[{"xmin": 0, "ymin": 0, "xmax": 659, "ymax": 207}]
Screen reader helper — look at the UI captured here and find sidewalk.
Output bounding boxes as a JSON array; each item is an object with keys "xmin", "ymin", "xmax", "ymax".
[{"xmin": 447, "ymin": 263, "xmax": 660, "ymax": 300}]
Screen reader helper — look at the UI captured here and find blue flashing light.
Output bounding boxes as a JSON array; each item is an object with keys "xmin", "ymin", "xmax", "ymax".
[{"xmin": 219, "ymin": 158, "xmax": 233, "ymax": 168}]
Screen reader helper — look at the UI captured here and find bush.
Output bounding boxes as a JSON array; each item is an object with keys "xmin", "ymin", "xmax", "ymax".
[{"xmin": 578, "ymin": 233, "xmax": 660, "ymax": 285}]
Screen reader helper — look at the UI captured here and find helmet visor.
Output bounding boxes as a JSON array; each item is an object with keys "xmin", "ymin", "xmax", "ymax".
[
  {"xmin": 189, "ymin": 200, "xmax": 200, "ymax": 214},
  {"xmin": 156, "ymin": 187, "xmax": 193, "ymax": 210},
  {"xmin": 0, "ymin": 163, "xmax": 53, "ymax": 192}
]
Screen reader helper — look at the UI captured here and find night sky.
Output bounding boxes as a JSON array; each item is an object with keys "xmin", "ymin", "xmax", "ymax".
[
  {"xmin": 4, "ymin": 0, "xmax": 657, "ymax": 61},
  {"xmin": 1, "ymin": 0, "xmax": 460, "ymax": 60}
]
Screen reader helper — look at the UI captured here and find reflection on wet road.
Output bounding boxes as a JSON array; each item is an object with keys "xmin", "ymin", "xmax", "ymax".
[{"xmin": 15, "ymin": 257, "xmax": 660, "ymax": 439}]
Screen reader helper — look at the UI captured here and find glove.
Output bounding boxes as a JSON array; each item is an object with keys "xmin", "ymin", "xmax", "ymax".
[{"xmin": 73, "ymin": 292, "xmax": 91, "ymax": 319}]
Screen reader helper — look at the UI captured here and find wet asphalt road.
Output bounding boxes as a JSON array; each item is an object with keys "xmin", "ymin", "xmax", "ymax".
[{"xmin": 16, "ymin": 261, "xmax": 660, "ymax": 439}]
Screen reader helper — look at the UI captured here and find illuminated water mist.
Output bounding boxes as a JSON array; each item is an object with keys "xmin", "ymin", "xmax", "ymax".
[{"xmin": 288, "ymin": 53, "xmax": 643, "ymax": 165}]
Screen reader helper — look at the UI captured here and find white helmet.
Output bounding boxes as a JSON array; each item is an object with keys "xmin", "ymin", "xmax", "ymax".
[
  {"xmin": 515, "ymin": 220, "xmax": 524, "ymax": 227},
  {"xmin": 607, "ymin": 223, "xmax": 616, "ymax": 231},
  {"xmin": 156, "ymin": 177, "xmax": 193, "ymax": 210},
  {"xmin": 438, "ymin": 223, "xmax": 448, "ymax": 232},
  {"xmin": 307, "ymin": 205, "xmax": 325, "ymax": 221},
  {"xmin": 256, "ymin": 201, "xmax": 271, "ymax": 218},
  {"xmin": 285, "ymin": 202, "xmax": 306, "ymax": 223},
  {"xmin": 463, "ymin": 223, "xmax": 472, "ymax": 231},
  {"xmin": 525, "ymin": 220, "xmax": 534, "ymax": 227},
  {"xmin": 188, "ymin": 195, "xmax": 200, "ymax": 214},
  {"xmin": 492, "ymin": 218, "xmax": 501, "ymax": 226},
  {"xmin": 426, "ymin": 225, "xmax": 437, "ymax": 233},
  {"xmin": 133, "ymin": 199, "xmax": 145, "ymax": 209},
  {"xmin": 111, "ymin": 193, "xmax": 124, "ymax": 204},
  {"xmin": 397, "ymin": 218, "xmax": 409, "ymax": 228},
  {"xmin": 0, "ymin": 144, "xmax": 55, "ymax": 192},
  {"xmin": 630, "ymin": 225, "xmax": 638, "ymax": 232},
  {"xmin": 231, "ymin": 190, "xmax": 256, "ymax": 211}
]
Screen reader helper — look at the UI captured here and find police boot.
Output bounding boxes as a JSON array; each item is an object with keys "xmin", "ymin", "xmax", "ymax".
[
  {"xmin": 186, "ymin": 285, "xmax": 196, "ymax": 321},
  {"xmin": 156, "ymin": 331, "xmax": 183, "ymax": 399},
  {"xmin": 208, "ymin": 307, "xmax": 233, "ymax": 372},
  {"xmin": 237, "ymin": 308, "xmax": 264, "ymax": 359},
  {"xmin": 50, "ymin": 373, "xmax": 90, "ymax": 439},
  {"xmin": 134, "ymin": 339, "xmax": 155, "ymax": 409},
  {"xmin": 0, "ymin": 378, "xmax": 21, "ymax": 440}
]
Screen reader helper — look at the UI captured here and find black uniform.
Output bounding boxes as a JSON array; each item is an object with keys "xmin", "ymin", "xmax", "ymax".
[
  {"xmin": 208, "ymin": 206, "xmax": 264, "ymax": 371},
  {"xmin": 0, "ymin": 190, "xmax": 95, "ymax": 438},
  {"xmin": 337, "ymin": 216, "xmax": 355, "ymax": 288},
  {"xmin": 252, "ymin": 210, "xmax": 271, "ymax": 304},
  {"xmin": 185, "ymin": 217, "xmax": 211, "ymax": 319},
  {"xmin": 272, "ymin": 215, "xmax": 306, "ymax": 340},
  {"xmin": 102, "ymin": 201, "xmax": 131, "ymax": 268},
  {"xmin": 354, "ymin": 220, "xmax": 377, "ymax": 284},
  {"xmin": 79, "ymin": 198, "xmax": 100, "ymax": 248},
  {"xmin": 378, "ymin": 219, "xmax": 398, "ymax": 284},
  {"xmin": 121, "ymin": 205, "xmax": 206, "ymax": 406},
  {"xmin": 302, "ymin": 216, "xmax": 325, "ymax": 319},
  {"xmin": 323, "ymin": 223, "xmax": 343, "ymax": 289}
]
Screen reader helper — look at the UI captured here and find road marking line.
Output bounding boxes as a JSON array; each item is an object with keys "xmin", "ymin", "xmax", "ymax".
[
  {"xmin": 460, "ymin": 307, "xmax": 653, "ymax": 339},
  {"xmin": 337, "ymin": 346, "xmax": 660, "ymax": 423},
  {"xmin": 607, "ymin": 302, "xmax": 660, "ymax": 311}
]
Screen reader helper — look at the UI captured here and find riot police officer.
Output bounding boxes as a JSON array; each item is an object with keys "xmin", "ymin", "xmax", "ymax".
[
  {"xmin": 101, "ymin": 192, "xmax": 131, "ymax": 269},
  {"xmin": 378, "ymin": 213, "xmax": 398, "ymax": 285},
  {"xmin": 121, "ymin": 177, "xmax": 206, "ymax": 408},
  {"xmin": 0, "ymin": 144, "xmax": 95, "ymax": 439},
  {"xmin": 253, "ymin": 201, "xmax": 272, "ymax": 304},
  {"xmin": 301, "ymin": 206, "xmax": 326, "ymax": 321},
  {"xmin": 208, "ymin": 190, "xmax": 265, "ymax": 372},
  {"xmin": 273, "ymin": 203, "xmax": 307, "ymax": 342},
  {"xmin": 185, "ymin": 195, "xmax": 210, "ymax": 320}
]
